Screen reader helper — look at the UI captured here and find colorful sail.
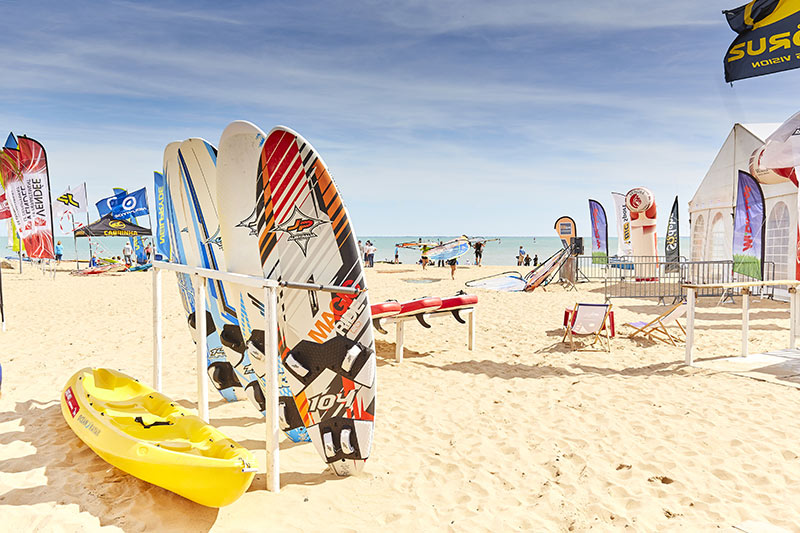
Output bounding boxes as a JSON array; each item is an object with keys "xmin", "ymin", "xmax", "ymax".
[{"xmin": 732, "ymin": 171, "xmax": 766, "ymax": 279}]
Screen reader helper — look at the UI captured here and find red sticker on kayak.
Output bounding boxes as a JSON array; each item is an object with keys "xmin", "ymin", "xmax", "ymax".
[{"xmin": 64, "ymin": 387, "xmax": 80, "ymax": 417}]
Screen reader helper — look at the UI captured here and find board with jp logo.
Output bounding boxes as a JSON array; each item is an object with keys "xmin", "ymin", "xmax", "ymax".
[{"xmin": 256, "ymin": 126, "xmax": 376, "ymax": 476}]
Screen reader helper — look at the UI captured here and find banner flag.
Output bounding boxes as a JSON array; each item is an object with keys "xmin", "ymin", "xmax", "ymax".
[
  {"xmin": 732, "ymin": 171, "xmax": 766, "ymax": 279},
  {"xmin": 111, "ymin": 187, "xmax": 147, "ymax": 264},
  {"xmin": 611, "ymin": 192, "xmax": 633, "ymax": 257},
  {"xmin": 553, "ymin": 216, "xmax": 576, "ymax": 248},
  {"xmin": 723, "ymin": 1, "xmax": 800, "ymax": 82},
  {"xmin": 153, "ymin": 172, "xmax": 171, "ymax": 258},
  {"xmin": 54, "ymin": 183, "xmax": 89, "ymax": 231},
  {"xmin": 1, "ymin": 137, "xmax": 55, "ymax": 259},
  {"xmin": 665, "ymin": 196, "xmax": 680, "ymax": 273},
  {"xmin": 589, "ymin": 199, "xmax": 609, "ymax": 264},
  {"xmin": 0, "ymin": 192, "xmax": 10, "ymax": 221},
  {"xmin": 96, "ymin": 187, "xmax": 149, "ymax": 219}
]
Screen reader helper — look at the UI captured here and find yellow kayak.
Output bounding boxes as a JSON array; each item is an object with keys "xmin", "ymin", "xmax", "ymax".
[{"xmin": 61, "ymin": 368, "xmax": 256, "ymax": 507}]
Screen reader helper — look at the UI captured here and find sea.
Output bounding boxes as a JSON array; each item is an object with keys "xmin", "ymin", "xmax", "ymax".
[{"xmin": 2, "ymin": 235, "xmax": 692, "ymax": 267}]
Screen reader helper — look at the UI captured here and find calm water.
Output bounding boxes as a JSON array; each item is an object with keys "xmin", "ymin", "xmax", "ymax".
[
  {"xmin": 358, "ymin": 236, "xmax": 691, "ymax": 267},
  {"xmin": 2, "ymin": 234, "xmax": 691, "ymax": 267}
]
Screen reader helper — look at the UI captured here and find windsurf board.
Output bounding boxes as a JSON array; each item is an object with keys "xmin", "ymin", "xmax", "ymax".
[{"xmin": 256, "ymin": 126, "xmax": 376, "ymax": 475}]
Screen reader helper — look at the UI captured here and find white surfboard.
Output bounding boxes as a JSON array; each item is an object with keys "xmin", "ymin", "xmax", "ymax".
[
  {"xmin": 175, "ymin": 138, "xmax": 267, "ymax": 411},
  {"xmin": 163, "ymin": 141, "xmax": 242, "ymax": 402},
  {"xmin": 215, "ymin": 121, "xmax": 310, "ymax": 442}
]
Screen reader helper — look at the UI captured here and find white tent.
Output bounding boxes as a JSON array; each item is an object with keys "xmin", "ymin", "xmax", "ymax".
[{"xmin": 689, "ymin": 123, "xmax": 795, "ymax": 299}]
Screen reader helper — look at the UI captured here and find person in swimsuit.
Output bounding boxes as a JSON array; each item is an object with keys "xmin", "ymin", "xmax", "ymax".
[{"xmin": 421, "ymin": 245, "xmax": 430, "ymax": 270}]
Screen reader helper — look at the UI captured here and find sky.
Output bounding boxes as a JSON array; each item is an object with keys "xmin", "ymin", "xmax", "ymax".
[{"xmin": 1, "ymin": 0, "xmax": 799, "ymax": 237}]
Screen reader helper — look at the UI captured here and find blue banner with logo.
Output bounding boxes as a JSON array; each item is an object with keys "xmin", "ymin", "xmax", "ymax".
[
  {"xmin": 153, "ymin": 172, "xmax": 170, "ymax": 259},
  {"xmin": 96, "ymin": 187, "xmax": 149, "ymax": 219},
  {"xmin": 732, "ymin": 171, "xmax": 766, "ymax": 279},
  {"xmin": 588, "ymin": 199, "xmax": 608, "ymax": 264}
]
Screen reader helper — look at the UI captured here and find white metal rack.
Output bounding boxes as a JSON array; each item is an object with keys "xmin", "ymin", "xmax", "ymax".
[{"xmin": 151, "ymin": 260, "xmax": 361, "ymax": 493}]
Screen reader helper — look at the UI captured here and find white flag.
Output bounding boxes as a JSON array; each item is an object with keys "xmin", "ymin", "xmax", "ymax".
[
  {"xmin": 611, "ymin": 192, "xmax": 633, "ymax": 257},
  {"xmin": 53, "ymin": 183, "xmax": 88, "ymax": 231}
]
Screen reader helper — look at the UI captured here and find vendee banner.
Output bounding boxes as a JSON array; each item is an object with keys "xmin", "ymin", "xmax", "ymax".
[
  {"xmin": 153, "ymin": 171, "xmax": 171, "ymax": 259},
  {"xmin": 732, "ymin": 171, "xmax": 766, "ymax": 279},
  {"xmin": 1, "ymin": 136, "xmax": 55, "ymax": 259},
  {"xmin": 611, "ymin": 192, "xmax": 633, "ymax": 257},
  {"xmin": 723, "ymin": 0, "xmax": 800, "ymax": 82},
  {"xmin": 588, "ymin": 199, "xmax": 608, "ymax": 265},
  {"xmin": 665, "ymin": 196, "xmax": 680, "ymax": 273}
]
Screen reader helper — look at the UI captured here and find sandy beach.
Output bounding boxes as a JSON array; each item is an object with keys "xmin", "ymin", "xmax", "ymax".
[{"xmin": 1, "ymin": 261, "xmax": 800, "ymax": 532}]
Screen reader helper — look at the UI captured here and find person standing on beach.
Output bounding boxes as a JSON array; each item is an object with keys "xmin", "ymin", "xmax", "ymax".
[
  {"xmin": 122, "ymin": 241, "xmax": 133, "ymax": 266},
  {"xmin": 447, "ymin": 258, "xmax": 457, "ymax": 279},
  {"xmin": 518, "ymin": 246, "xmax": 526, "ymax": 266},
  {"xmin": 473, "ymin": 241, "xmax": 484, "ymax": 266},
  {"xmin": 144, "ymin": 241, "xmax": 153, "ymax": 263},
  {"xmin": 421, "ymin": 244, "xmax": 430, "ymax": 270},
  {"xmin": 394, "ymin": 246, "xmax": 399, "ymax": 264},
  {"xmin": 533, "ymin": 254, "xmax": 538, "ymax": 266},
  {"xmin": 366, "ymin": 241, "xmax": 376, "ymax": 268},
  {"xmin": 358, "ymin": 240, "xmax": 364, "ymax": 264},
  {"xmin": 54, "ymin": 241, "xmax": 64, "ymax": 265}
]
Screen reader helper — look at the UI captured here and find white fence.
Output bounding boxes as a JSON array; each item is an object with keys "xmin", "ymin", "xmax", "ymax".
[{"xmin": 151, "ymin": 260, "xmax": 362, "ymax": 493}]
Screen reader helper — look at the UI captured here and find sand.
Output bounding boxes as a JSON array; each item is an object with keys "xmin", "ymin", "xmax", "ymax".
[{"xmin": 1, "ymin": 261, "xmax": 800, "ymax": 532}]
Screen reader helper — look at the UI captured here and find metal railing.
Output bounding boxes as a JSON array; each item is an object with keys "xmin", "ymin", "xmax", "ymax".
[
  {"xmin": 575, "ymin": 255, "xmax": 685, "ymax": 282},
  {"xmin": 602, "ymin": 259, "xmax": 776, "ymax": 303}
]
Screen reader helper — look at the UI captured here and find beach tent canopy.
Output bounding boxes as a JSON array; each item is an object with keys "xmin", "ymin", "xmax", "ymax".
[
  {"xmin": 74, "ymin": 213, "xmax": 152, "ymax": 237},
  {"xmin": 688, "ymin": 122, "xmax": 797, "ymax": 299}
]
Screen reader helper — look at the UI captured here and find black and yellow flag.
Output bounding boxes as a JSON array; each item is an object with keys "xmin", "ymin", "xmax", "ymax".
[{"xmin": 723, "ymin": 0, "xmax": 800, "ymax": 82}]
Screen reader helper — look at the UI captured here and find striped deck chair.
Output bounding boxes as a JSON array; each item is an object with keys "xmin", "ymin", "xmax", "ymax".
[
  {"xmin": 562, "ymin": 303, "xmax": 612, "ymax": 352},
  {"xmin": 625, "ymin": 303, "xmax": 686, "ymax": 346}
]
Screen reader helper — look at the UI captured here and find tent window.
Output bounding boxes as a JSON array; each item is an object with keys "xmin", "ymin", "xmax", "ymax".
[
  {"xmin": 710, "ymin": 213, "xmax": 727, "ymax": 261},
  {"xmin": 691, "ymin": 214, "xmax": 705, "ymax": 261},
  {"xmin": 765, "ymin": 201, "xmax": 790, "ymax": 281}
]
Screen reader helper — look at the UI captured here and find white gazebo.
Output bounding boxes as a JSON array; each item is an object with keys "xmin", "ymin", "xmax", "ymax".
[{"xmin": 689, "ymin": 123, "xmax": 795, "ymax": 299}]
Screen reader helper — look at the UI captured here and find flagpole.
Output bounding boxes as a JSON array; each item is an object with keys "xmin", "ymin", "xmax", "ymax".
[
  {"xmin": 0, "ymin": 258, "xmax": 6, "ymax": 331},
  {"xmin": 72, "ymin": 212, "xmax": 79, "ymax": 271}
]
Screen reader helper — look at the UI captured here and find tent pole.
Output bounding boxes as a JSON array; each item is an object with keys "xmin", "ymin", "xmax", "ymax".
[{"xmin": 73, "ymin": 213, "xmax": 78, "ymax": 271}]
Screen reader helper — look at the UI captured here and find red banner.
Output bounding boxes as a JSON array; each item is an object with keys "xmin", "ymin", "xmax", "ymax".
[{"xmin": 1, "ymin": 137, "xmax": 55, "ymax": 259}]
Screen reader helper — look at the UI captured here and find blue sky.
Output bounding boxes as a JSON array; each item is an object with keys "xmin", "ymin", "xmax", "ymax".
[{"xmin": 1, "ymin": 0, "xmax": 799, "ymax": 237}]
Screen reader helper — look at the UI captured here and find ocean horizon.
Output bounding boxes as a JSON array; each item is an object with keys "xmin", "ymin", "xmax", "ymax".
[{"xmin": 2, "ymin": 234, "xmax": 692, "ymax": 267}]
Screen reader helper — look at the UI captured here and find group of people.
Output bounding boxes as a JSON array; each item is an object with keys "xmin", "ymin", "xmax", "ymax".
[
  {"xmin": 516, "ymin": 246, "xmax": 537, "ymax": 267},
  {"xmin": 358, "ymin": 240, "xmax": 377, "ymax": 268}
]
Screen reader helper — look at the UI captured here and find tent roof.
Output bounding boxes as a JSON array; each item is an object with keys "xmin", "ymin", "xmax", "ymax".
[
  {"xmin": 689, "ymin": 123, "xmax": 785, "ymax": 213},
  {"xmin": 74, "ymin": 213, "xmax": 152, "ymax": 237}
]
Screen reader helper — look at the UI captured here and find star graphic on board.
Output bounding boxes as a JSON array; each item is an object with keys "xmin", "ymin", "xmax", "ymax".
[
  {"xmin": 236, "ymin": 206, "xmax": 259, "ymax": 236},
  {"xmin": 270, "ymin": 206, "xmax": 328, "ymax": 256},
  {"xmin": 205, "ymin": 226, "xmax": 223, "ymax": 249}
]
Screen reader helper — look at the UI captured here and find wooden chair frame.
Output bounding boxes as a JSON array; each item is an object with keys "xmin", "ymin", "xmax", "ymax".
[
  {"xmin": 562, "ymin": 303, "xmax": 612, "ymax": 352},
  {"xmin": 626, "ymin": 303, "xmax": 686, "ymax": 346}
]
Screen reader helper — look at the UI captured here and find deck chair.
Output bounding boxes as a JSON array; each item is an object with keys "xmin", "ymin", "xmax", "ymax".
[
  {"xmin": 562, "ymin": 303, "xmax": 612, "ymax": 352},
  {"xmin": 625, "ymin": 303, "xmax": 686, "ymax": 346}
]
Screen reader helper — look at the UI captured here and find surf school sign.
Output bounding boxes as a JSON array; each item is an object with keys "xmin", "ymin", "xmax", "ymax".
[{"xmin": 723, "ymin": 1, "xmax": 800, "ymax": 82}]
